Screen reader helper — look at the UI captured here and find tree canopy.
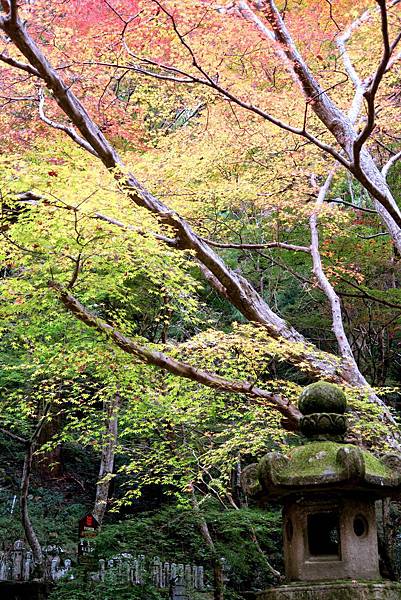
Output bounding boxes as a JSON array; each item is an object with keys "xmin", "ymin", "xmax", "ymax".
[{"xmin": 0, "ymin": 0, "xmax": 401, "ymax": 562}]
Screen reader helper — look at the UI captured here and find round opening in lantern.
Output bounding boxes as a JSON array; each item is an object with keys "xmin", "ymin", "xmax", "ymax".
[{"xmin": 353, "ymin": 515, "xmax": 368, "ymax": 538}]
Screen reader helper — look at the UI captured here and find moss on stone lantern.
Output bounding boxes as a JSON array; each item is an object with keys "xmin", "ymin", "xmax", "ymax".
[{"xmin": 242, "ymin": 382, "xmax": 401, "ymax": 600}]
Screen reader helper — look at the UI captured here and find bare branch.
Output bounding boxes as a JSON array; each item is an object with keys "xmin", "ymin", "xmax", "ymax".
[
  {"xmin": 338, "ymin": 277, "xmax": 401, "ymax": 309},
  {"xmin": 0, "ymin": 427, "xmax": 27, "ymax": 444},
  {"xmin": 118, "ymin": 1, "xmax": 352, "ymax": 168},
  {"xmin": 335, "ymin": 8, "xmax": 371, "ymax": 124},
  {"xmin": 328, "ymin": 197, "xmax": 377, "ymax": 214},
  {"xmin": 9, "ymin": 0, "xmax": 18, "ymax": 24},
  {"xmin": 0, "ymin": 52, "xmax": 40, "ymax": 77},
  {"xmin": 92, "ymin": 212, "xmax": 178, "ymax": 247},
  {"xmin": 353, "ymin": 0, "xmax": 392, "ymax": 163},
  {"xmin": 386, "ymin": 48, "xmax": 401, "ymax": 73},
  {"xmin": 356, "ymin": 231, "xmax": 389, "ymax": 239},
  {"xmin": 338, "ymin": 290, "xmax": 401, "ymax": 309},
  {"xmin": 248, "ymin": 0, "xmax": 401, "ymax": 240},
  {"xmin": 197, "ymin": 263, "xmax": 230, "ymax": 300},
  {"xmin": 38, "ymin": 89, "xmax": 100, "ymax": 158},
  {"xmin": 67, "ymin": 252, "xmax": 82, "ymax": 289},
  {"xmin": 0, "ymin": 1, "xmax": 386, "ymax": 388},
  {"xmin": 324, "ymin": 0, "xmax": 340, "ymax": 31},
  {"xmin": 204, "ymin": 239, "xmax": 311, "ymax": 252},
  {"xmin": 309, "ymin": 169, "xmax": 366, "ymax": 386},
  {"xmin": 124, "ymin": 64, "xmax": 196, "ymax": 84},
  {"xmin": 0, "ymin": 93, "xmax": 35, "ymax": 102},
  {"xmin": 336, "ymin": 8, "xmax": 371, "ymax": 88},
  {"xmin": 382, "ymin": 149, "xmax": 401, "ymax": 180}
]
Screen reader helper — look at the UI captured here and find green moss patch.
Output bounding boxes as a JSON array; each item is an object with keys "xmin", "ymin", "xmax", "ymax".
[
  {"xmin": 278, "ymin": 441, "xmax": 392, "ymax": 480},
  {"xmin": 299, "ymin": 382, "xmax": 347, "ymax": 415}
]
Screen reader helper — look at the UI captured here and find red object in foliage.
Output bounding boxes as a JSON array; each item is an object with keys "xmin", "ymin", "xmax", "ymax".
[{"xmin": 78, "ymin": 513, "xmax": 99, "ymax": 539}]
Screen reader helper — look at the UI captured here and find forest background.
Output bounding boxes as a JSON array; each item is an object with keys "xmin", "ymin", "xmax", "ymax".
[{"xmin": 0, "ymin": 0, "xmax": 401, "ymax": 598}]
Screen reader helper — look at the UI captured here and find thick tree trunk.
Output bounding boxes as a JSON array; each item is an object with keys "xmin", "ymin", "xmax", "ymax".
[{"xmin": 93, "ymin": 392, "xmax": 120, "ymax": 526}]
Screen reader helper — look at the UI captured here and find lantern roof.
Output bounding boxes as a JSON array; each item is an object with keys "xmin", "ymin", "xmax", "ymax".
[{"xmin": 243, "ymin": 382, "xmax": 401, "ymax": 500}]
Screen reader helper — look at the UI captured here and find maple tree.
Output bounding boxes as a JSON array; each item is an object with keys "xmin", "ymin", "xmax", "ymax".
[
  {"xmin": 0, "ymin": 0, "xmax": 400, "ymax": 444},
  {"xmin": 1, "ymin": 3, "xmax": 401, "ymax": 592}
]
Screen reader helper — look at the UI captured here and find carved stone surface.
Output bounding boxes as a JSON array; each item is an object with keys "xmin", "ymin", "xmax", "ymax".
[
  {"xmin": 246, "ymin": 381, "xmax": 401, "ymax": 593},
  {"xmin": 283, "ymin": 497, "xmax": 380, "ymax": 582},
  {"xmin": 336, "ymin": 446, "xmax": 365, "ymax": 480},
  {"xmin": 241, "ymin": 463, "xmax": 261, "ymax": 497},
  {"xmin": 381, "ymin": 453, "xmax": 401, "ymax": 472},
  {"xmin": 300, "ymin": 413, "xmax": 347, "ymax": 439},
  {"xmin": 257, "ymin": 453, "xmax": 290, "ymax": 490},
  {"xmin": 254, "ymin": 441, "xmax": 401, "ymax": 499},
  {"xmin": 257, "ymin": 581, "xmax": 401, "ymax": 600}
]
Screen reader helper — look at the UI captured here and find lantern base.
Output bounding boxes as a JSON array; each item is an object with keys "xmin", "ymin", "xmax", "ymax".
[{"xmin": 257, "ymin": 581, "xmax": 401, "ymax": 600}]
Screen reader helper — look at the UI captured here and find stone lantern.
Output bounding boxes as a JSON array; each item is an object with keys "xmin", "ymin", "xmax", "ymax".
[{"xmin": 243, "ymin": 382, "xmax": 401, "ymax": 600}]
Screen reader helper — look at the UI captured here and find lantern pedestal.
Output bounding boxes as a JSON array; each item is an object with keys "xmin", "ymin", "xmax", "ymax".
[{"xmin": 257, "ymin": 581, "xmax": 401, "ymax": 600}]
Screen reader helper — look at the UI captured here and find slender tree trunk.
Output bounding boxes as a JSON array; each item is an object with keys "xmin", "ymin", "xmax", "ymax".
[
  {"xmin": 21, "ymin": 439, "xmax": 44, "ymax": 576},
  {"xmin": 33, "ymin": 410, "xmax": 63, "ymax": 478},
  {"xmin": 190, "ymin": 488, "xmax": 224, "ymax": 600},
  {"xmin": 231, "ymin": 458, "xmax": 245, "ymax": 509},
  {"xmin": 93, "ymin": 391, "xmax": 120, "ymax": 525},
  {"xmin": 1, "ymin": 417, "xmax": 47, "ymax": 574},
  {"xmin": 249, "ymin": 525, "xmax": 281, "ymax": 581}
]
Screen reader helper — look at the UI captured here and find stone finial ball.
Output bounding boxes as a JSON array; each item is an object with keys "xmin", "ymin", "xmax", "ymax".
[{"xmin": 298, "ymin": 381, "xmax": 347, "ymax": 415}]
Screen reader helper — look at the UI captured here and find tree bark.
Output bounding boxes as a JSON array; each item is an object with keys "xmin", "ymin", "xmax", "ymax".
[
  {"xmin": 190, "ymin": 488, "xmax": 224, "ymax": 600},
  {"xmin": 20, "ymin": 438, "xmax": 44, "ymax": 576},
  {"xmin": 0, "ymin": 10, "xmax": 362, "ymax": 383},
  {"xmin": 33, "ymin": 410, "xmax": 62, "ymax": 478},
  {"xmin": 93, "ymin": 391, "xmax": 120, "ymax": 526}
]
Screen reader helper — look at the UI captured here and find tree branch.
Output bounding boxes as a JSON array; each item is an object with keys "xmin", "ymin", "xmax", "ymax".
[
  {"xmin": 0, "ymin": 4, "xmax": 389, "ymax": 389},
  {"xmin": 203, "ymin": 239, "xmax": 311, "ymax": 252},
  {"xmin": 353, "ymin": 0, "xmax": 391, "ymax": 164},
  {"xmin": 240, "ymin": 0, "xmax": 401, "ymax": 238},
  {"xmin": 328, "ymin": 197, "xmax": 377, "ymax": 214},
  {"xmin": 382, "ymin": 149, "xmax": 401, "ymax": 180},
  {"xmin": 0, "ymin": 427, "xmax": 27, "ymax": 444},
  {"xmin": 38, "ymin": 89, "xmax": 100, "ymax": 158},
  {"xmin": 48, "ymin": 281, "xmax": 302, "ymax": 429},
  {"xmin": 309, "ymin": 170, "xmax": 366, "ymax": 385},
  {"xmin": 118, "ymin": 1, "xmax": 352, "ymax": 169},
  {"xmin": 9, "ymin": 0, "xmax": 18, "ymax": 24},
  {"xmin": 0, "ymin": 52, "xmax": 41, "ymax": 77},
  {"xmin": 356, "ymin": 231, "xmax": 389, "ymax": 239},
  {"xmin": 338, "ymin": 289, "xmax": 401, "ymax": 310},
  {"xmin": 93, "ymin": 212, "xmax": 178, "ymax": 247}
]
